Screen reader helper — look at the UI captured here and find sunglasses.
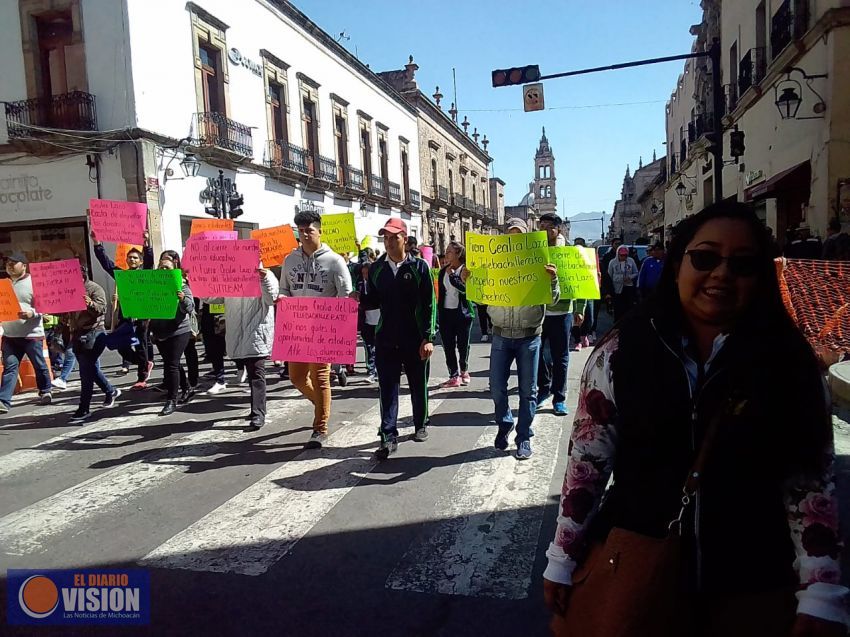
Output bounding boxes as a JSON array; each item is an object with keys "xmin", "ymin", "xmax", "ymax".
[{"xmin": 685, "ymin": 250, "xmax": 760, "ymax": 277}]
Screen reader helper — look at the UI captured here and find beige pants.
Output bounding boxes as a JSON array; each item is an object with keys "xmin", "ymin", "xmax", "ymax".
[{"xmin": 288, "ymin": 362, "xmax": 331, "ymax": 434}]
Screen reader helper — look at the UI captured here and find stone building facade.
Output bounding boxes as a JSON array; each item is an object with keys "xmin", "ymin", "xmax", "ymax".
[
  {"xmin": 534, "ymin": 128, "xmax": 557, "ymax": 216},
  {"xmin": 609, "ymin": 156, "xmax": 664, "ymax": 243}
]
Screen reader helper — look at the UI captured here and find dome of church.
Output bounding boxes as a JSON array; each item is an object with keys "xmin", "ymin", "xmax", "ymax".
[{"xmin": 519, "ymin": 191, "xmax": 535, "ymax": 207}]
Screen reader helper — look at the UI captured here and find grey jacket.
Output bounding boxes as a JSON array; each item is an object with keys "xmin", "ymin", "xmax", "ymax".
[
  {"xmin": 488, "ymin": 276, "xmax": 561, "ymax": 339},
  {"xmin": 2, "ymin": 274, "xmax": 44, "ymax": 339},
  {"xmin": 149, "ymin": 281, "xmax": 194, "ymax": 341},
  {"xmin": 280, "ymin": 244, "xmax": 353, "ymax": 298},
  {"xmin": 225, "ymin": 271, "xmax": 279, "ymax": 360}
]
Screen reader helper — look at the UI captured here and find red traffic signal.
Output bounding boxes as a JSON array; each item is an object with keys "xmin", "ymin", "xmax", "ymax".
[{"xmin": 492, "ymin": 65, "xmax": 541, "ymax": 88}]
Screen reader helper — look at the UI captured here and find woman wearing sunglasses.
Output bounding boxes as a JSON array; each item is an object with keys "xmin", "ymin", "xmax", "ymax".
[{"xmin": 544, "ymin": 202, "xmax": 846, "ymax": 636}]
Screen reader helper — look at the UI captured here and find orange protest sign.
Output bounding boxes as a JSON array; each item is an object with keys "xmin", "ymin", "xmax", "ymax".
[
  {"xmin": 250, "ymin": 225, "xmax": 298, "ymax": 267},
  {"xmin": 0, "ymin": 278, "xmax": 22, "ymax": 322},
  {"xmin": 115, "ymin": 243, "xmax": 143, "ymax": 270},
  {"xmin": 190, "ymin": 218, "xmax": 235, "ymax": 236}
]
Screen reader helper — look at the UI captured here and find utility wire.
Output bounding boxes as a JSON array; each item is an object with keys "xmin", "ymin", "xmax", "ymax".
[{"xmin": 460, "ymin": 98, "xmax": 666, "ymax": 113}]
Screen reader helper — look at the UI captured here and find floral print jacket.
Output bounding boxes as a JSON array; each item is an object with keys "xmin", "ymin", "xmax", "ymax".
[{"xmin": 543, "ymin": 331, "xmax": 849, "ymax": 626}]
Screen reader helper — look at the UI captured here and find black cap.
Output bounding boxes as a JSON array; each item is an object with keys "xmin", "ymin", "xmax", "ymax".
[{"xmin": 5, "ymin": 252, "xmax": 28, "ymax": 264}]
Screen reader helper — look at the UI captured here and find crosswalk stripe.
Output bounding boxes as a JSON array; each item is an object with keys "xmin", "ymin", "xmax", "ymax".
[
  {"xmin": 384, "ymin": 411, "xmax": 564, "ymax": 599},
  {"xmin": 138, "ymin": 394, "xmax": 447, "ymax": 576}
]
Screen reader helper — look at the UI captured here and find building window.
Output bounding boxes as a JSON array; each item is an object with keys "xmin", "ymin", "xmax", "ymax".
[
  {"xmin": 448, "ymin": 169, "xmax": 455, "ymax": 203},
  {"xmin": 461, "ymin": 174, "xmax": 467, "ymax": 200},
  {"xmin": 267, "ymin": 82, "xmax": 288, "ymax": 143},
  {"xmin": 378, "ymin": 135, "xmax": 389, "ymax": 185},
  {"xmin": 302, "ymin": 97, "xmax": 319, "ymax": 176},
  {"xmin": 335, "ymin": 113, "xmax": 348, "ymax": 184},
  {"xmin": 400, "ymin": 145, "xmax": 410, "ymax": 204},
  {"xmin": 360, "ymin": 123, "xmax": 373, "ymax": 183},
  {"xmin": 188, "ymin": 4, "xmax": 230, "ymax": 117},
  {"xmin": 199, "ymin": 44, "xmax": 225, "ymax": 113},
  {"xmin": 431, "ymin": 159, "xmax": 438, "ymax": 198}
]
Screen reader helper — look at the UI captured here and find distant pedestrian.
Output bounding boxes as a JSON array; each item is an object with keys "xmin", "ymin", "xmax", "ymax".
[
  {"xmin": 785, "ymin": 223, "xmax": 822, "ymax": 259},
  {"xmin": 68, "ymin": 265, "xmax": 120, "ymax": 423},
  {"xmin": 822, "ymin": 218, "xmax": 850, "ymax": 261},
  {"xmin": 0, "ymin": 252, "xmax": 53, "ymax": 412},
  {"xmin": 637, "ymin": 242, "xmax": 665, "ymax": 296},
  {"xmin": 607, "ymin": 246, "xmax": 638, "ymax": 322},
  {"xmin": 360, "ymin": 218, "xmax": 435, "ymax": 459},
  {"xmin": 438, "ymin": 241, "xmax": 474, "ymax": 388}
]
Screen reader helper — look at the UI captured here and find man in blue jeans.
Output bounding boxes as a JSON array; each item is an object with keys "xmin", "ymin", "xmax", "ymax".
[
  {"xmin": 0, "ymin": 252, "xmax": 52, "ymax": 413},
  {"xmin": 466, "ymin": 218, "xmax": 560, "ymax": 460},
  {"xmin": 536, "ymin": 213, "xmax": 586, "ymax": 417}
]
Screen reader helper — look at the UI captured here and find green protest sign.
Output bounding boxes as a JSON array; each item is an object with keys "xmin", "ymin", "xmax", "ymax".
[
  {"xmin": 114, "ymin": 269, "xmax": 183, "ymax": 319},
  {"xmin": 550, "ymin": 246, "xmax": 601, "ymax": 300},
  {"xmin": 465, "ymin": 231, "xmax": 552, "ymax": 307},
  {"xmin": 321, "ymin": 212, "xmax": 358, "ymax": 254}
]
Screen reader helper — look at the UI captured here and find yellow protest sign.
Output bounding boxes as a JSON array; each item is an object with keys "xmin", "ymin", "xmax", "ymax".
[
  {"xmin": 360, "ymin": 235, "xmax": 372, "ymax": 249},
  {"xmin": 321, "ymin": 213, "xmax": 358, "ymax": 254},
  {"xmin": 550, "ymin": 246, "xmax": 601, "ymax": 300},
  {"xmin": 465, "ymin": 231, "xmax": 553, "ymax": 307}
]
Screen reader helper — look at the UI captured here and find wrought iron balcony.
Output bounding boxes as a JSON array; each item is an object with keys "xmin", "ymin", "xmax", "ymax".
[
  {"xmin": 388, "ymin": 181, "xmax": 402, "ymax": 202},
  {"xmin": 317, "ymin": 155, "xmax": 337, "ymax": 182},
  {"xmin": 4, "ymin": 91, "xmax": 97, "ymax": 138},
  {"xmin": 410, "ymin": 189, "xmax": 421, "ymax": 209},
  {"xmin": 266, "ymin": 140, "xmax": 308, "ymax": 174},
  {"xmin": 771, "ymin": 0, "xmax": 808, "ymax": 60},
  {"xmin": 437, "ymin": 185, "xmax": 448, "ymax": 203},
  {"xmin": 196, "ymin": 112, "xmax": 253, "ymax": 157},
  {"xmin": 346, "ymin": 166, "xmax": 365, "ymax": 191},
  {"xmin": 738, "ymin": 47, "xmax": 767, "ymax": 95},
  {"xmin": 369, "ymin": 174, "xmax": 385, "ymax": 197}
]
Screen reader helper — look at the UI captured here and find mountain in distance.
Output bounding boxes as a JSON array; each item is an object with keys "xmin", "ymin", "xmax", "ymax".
[{"xmin": 567, "ymin": 211, "xmax": 611, "ymax": 244}]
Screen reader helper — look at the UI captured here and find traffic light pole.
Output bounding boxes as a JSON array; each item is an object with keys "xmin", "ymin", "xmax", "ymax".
[{"xmin": 503, "ymin": 40, "xmax": 725, "ymax": 204}]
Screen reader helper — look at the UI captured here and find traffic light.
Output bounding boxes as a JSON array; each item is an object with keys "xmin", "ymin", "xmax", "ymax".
[
  {"xmin": 730, "ymin": 130, "xmax": 745, "ymax": 158},
  {"xmin": 492, "ymin": 65, "xmax": 541, "ymax": 88},
  {"xmin": 228, "ymin": 193, "xmax": 244, "ymax": 219}
]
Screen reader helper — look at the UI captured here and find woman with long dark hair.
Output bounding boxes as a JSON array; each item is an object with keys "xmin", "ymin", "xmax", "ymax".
[
  {"xmin": 543, "ymin": 202, "xmax": 847, "ymax": 636},
  {"xmin": 149, "ymin": 251, "xmax": 195, "ymax": 416},
  {"xmin": 438, "ymin": 241, "xmax": 475, "ymax": 388}
]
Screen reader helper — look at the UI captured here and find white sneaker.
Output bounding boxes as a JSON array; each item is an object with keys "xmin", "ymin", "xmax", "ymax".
[
  {"xmin": 52, "ymin": 378, "xmax": 67, "ymax": 391},
  {"xmin": 206, "ymin": 382, "xmax": 227, "ymax": 395},
  {"xmin": 481, "ymin": 334, "xmax": 490, "ymax": 343}
]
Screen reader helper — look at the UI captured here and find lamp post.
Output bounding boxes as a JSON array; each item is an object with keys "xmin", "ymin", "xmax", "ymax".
[{"xmin": 201, "ymin": 169, "xmax": 244, "ymax": 219}]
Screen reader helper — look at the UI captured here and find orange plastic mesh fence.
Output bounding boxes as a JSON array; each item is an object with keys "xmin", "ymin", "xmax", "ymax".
[{"xmin": 776, "ymin": 258, "xmax": 850, "ymax": 353}]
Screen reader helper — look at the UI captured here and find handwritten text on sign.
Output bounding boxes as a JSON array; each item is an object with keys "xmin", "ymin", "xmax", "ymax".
[
  {"xmin": 189, "ymin": 239, "xmax": 261, "ymax": 298},
  {"xmin": 465, "ymin": 231, "xmax": 552, "ymax": 307},
  {"xmin": 0, "ymin": 279, "xmax": 22, "ymax": 322},
  {"xmin": 182, "ymin": 230, "xmax": 237, "ymax": 272},
  {"xmin": 29, "ymin": 259, "xmax": 88, "ymax": 314},
  {"xmin": 250, "ymin": 225, "xmax": 298, "ymax": 267},
  {"xmin": 190, "ymin": 218, "xmax": 235, "ymax": 236},
  {"xmin": 549, "ymin": 246, "xmax": 601, "ymax": 300},
  {"xmin": 114, "ymin": 269, "xmax": 183, "ymax": 319},
  {"xmin": 320, "ymin": 213, "xmax": 358, "ymax": 254},
  {"xmin": 89, "ymin": 199, "xmax": 148, "ymax": 244},
  {"xmin": 272, "ymin": 297, "xmax": 358, "ymax": 364}
]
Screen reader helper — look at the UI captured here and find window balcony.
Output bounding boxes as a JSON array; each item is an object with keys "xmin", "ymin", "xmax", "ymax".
[
  {"xmin": 369, "ymin": 174, "xmax": 385, "ymax": 198},
  {"xmin": 410, "ymin": 189, "xmax": 421, "ymax": 209},
  {"xmin": 437, "ymin": 185, "xmax": 448, "ymax": 203},
  {"xmin": 771, "ymin": 0, "xmax": 809, "ymax": 60},
  {"xmin": 346, "ymin": 166, "xmax": 365, "ymax": 192},
  {"xmin": 317, "ymin": 155, "xmax": 337, "ymax": 182},
  {"xmin": 388, "ymin": 181, "xmax": 402, "ymax": 202},
  {"xmin": 4, "ymin": 91, "xmax": 97, "ymax": 138},
  {"xmin": 738, "ymin": 47, "xmax": 766, "ymax": 96},
  {"xmin": 266, "ymin": 140, "xmax": 308, "ymax": 174},
  {"xmin": 196, "ymin": 112, "xmax": 253, "ymax": 157}
]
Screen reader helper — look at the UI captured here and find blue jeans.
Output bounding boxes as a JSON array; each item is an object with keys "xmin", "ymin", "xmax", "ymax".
[
  {"xmin": 75, "ymin": 333, "xmax": 113, "ymax": 412},
  {"xmin": 0, "ymin": 336, "xmax": 52, "ymax": 407},
  {"xmin": 489, "ymin": 333, "xmax": 541, "ymax": 445},
  {"xmin": 538, "ymin": 314, "xmax": 573, "ymax": 404},
  {"xmin": 59, "ymin": 345, "xmax": 77, "ymax": 382}
]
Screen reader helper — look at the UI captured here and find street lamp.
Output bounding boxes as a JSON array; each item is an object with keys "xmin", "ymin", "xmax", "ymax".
[
  {"xmin": 650, "ymin": 202, "xmax": 659, "ymax": 215},
  {"xmin": 775, "ymin": 84, "xmax": 803, "ymax": 120},
  {"xmin": 675, "ymin": 181, "xmax": 687, "ymax": 198},
  {"xmin": 774, "ymin": 67, "xmax": 828, "ymax": 120},
  {"xmin": 201, "ymin": 169, "xmax": 244, "ymax": 219},
  {"xmin": 180, "ymin": 152, "xmax": 201, "ymax": 178}
]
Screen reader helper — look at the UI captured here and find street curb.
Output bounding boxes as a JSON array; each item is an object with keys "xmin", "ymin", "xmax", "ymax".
[{"xmin": 829, "ymin": 361, "xmax": 850, "ymax": 407}]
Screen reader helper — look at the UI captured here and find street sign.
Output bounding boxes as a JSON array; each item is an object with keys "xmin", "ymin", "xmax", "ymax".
[{"xmin": 523, "ymin": 83, "xmax": 545, "ymax": 112}]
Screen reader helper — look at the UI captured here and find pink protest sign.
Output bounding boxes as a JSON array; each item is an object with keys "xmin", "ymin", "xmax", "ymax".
[
  {"xmin": 419, "ymin": 245, "xmax": 434, "ymax": 266},
  {"xmin": 183, "ymin": 230, "xmax": 238, "ymax": 272},
  {"xmin": 89, "ymin": 199, "xmax": 148, "ymax": 244},
  {"xmin": 29, "ymin": 258, "xmax": 87, "ymax": 314},
  {"xmin": 189, "ymin": 239, "xmax": 260, "ymax": 297},
  {"xmin": 272, "ymin": 297, "xmax": 358, "ymax": 364}
]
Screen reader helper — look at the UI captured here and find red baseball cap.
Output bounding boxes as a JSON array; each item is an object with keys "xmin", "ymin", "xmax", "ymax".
[{"xmin": 379, "ymin": 218, "xmax": 408, "ymax": 236}]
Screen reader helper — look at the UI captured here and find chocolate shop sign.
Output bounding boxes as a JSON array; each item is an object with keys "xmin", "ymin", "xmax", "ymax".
[{"xmin": 0, "ymin": 174, "xmax": 53, "ymax": 205}]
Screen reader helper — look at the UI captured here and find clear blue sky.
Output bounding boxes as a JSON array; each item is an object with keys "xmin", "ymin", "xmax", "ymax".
[{"xmin": 297, "ymin": 0, "xmax": 703, "ymax": 216}]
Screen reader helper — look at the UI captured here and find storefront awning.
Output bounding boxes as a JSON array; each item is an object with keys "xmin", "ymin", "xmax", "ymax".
[{"xmin": 744, "ymin": 161, "xmax": 810, "ymax": 202}]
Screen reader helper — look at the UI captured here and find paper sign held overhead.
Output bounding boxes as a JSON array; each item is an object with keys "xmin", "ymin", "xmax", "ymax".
[
  {"xmin": 272, "ymin": 297, "xmax": 358, "ymax": 364},
  {"xmin": 465, "ymin": 231, "xmax": 552, "ymax": 307},
  {"xmin": 190, "ymin": 218, "xmax": 235, "ymax": 236},
  {"xmin": 189, "ymin": 239, "xmax": 261, "ymax": 298},
  {"xmin": 320, "ymin": 213, "xmax": 358, "ymax": 255},
  {"xmin": 89, "ymin": 199, "xmax": 148, "ymax": 244},
  {"xmin": 29, "ymin": 259, "xmax": 88, "ymax": 314},
  {"xmin": 114, "ymin": 269, "xmax": 183, "ymax": 319},
  {"xmin": 182, "ymin": 231, "xmax": 238, "ymax": 272},
  {"xmin": 549, "ymin": 246, "xmax": 601, "ymax": 300},
  {"xmin": 250, "ymin": 225, "xmax": 298, "ymax": 267}
]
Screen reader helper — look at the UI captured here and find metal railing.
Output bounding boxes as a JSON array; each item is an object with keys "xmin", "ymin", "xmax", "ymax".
[
  {"xmin": 196, "ymin": 112, "xmax": 253, "ymax": 156},
  {"xmin": 388, "ymin": 181, "xmax": 402, "ymax": 202},
  {"xmin": 437, "ymin": 185, "xmax": 448, "ymax": 203},
  {"xmin": 410, "ymin": 189, "xmax": 421, "ymax": 208},
  {"xmin": 346, "ymin": 166, "xmax": 365, "ymax": 191},
  {"xmin": 771, "ymin": 0, "xmax": 809, "ymax": 60},
  {"xmin": 318, "ymin": 155, "xmax": 337, "ymax": 182},
  {"xmin": 4, "ymin": 91, "xmax": 97, "ymax": 137},
  {"xmin": 738, "ymin": 47, "xmax": 767, "ymax": 95},
  {"xmin": 369, "ymin": 174, "xmax": 385, "ymax": 197},
  {"xmin": 266, "ymin": 140, "xmax": 308, "ymax": 174}
]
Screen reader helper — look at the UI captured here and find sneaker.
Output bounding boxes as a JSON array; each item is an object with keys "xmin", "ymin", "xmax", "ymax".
[
  {"xmin": 337, "ymin": 369, "xmax": 348, "ymax": 387},
  {"xmin": 0, "ymin": 403, "xmax": 9, "ymax": 414},
  {"xmin": 366, "ymin": 373, "xmax": 377, "ymax": 384},
  {"xmin": 206, "ymin": 382, "xmax": 227, "ymax": 395},
  {"xmin": 39, "ymin": 392, "xmax": 53, "ymax": 405},
  {"xmin": 536, "ymin": 392, "xmax": 551, "ymax": 407},
  {"xmin": 494, "ymin": 430, "xmax": 510, "ymax": 451},
  {"xmin": 581, "ymin": 336, "xmax": 590, "ymax": 348},
  {"xmin": 131, "ymin": 380, "xmax": 148, "ymax": 391},
  {"xmin": 52, "ymin": 378, "xmax": 68, "ymax": 391},
  {"xmin": 460, "ymin": 372, "xmax": 471, "ymax": 385},
  {"xmin": 244, "ymin": 416, "xmax": 265, "ymax": 432},
  {"xmin": 103, "ymin": 388, "xmax": 121, "ymax": 408},
  {"xmin": 571, "ymin": 343, "xmax": 582, "ymax": 352},
  {"xmin": 143, "ymin": 360, "xmax": 154, "ymax": 381},
  {"xmin": 115, "ymin": 366, "xmax": 130, "ymax": 377},
  {"xmin": 238, "ymin": 369, "xmax": 248, "ymax": 385},
  {"xmin": 376, "ymin": 437, "xmax": 398, "ymax": 459},
  {"xmin": 481, "ymin": 334, "xmax": 490, "ymax": 343},
  {"xmin": 69, "ymin": 410, "xmax": 91, "ymax": 424},
  {"xmin": 553, "ymin": 401, "xmax": 569, "ymax": 417},
  {"xmin": 441, "ymin": 376, "xmax": 463, "ymax": 389},
  {"xmin": 304, "ymin": 431, "xmax": 328, "ymax": 449},
  {"xmin": 516, "ymin": 440, "xmax": 533, "ymax": 460},
  {"xmin": 414, "ymin": 426, "xmax": 429, "ymax": 442},
  {"xmin": 177, "ymin": 387, "xmax": 196, "ymax": 406}
]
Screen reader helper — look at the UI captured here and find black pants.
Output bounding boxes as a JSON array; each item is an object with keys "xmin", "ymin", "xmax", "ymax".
[
  {"xmin": 200, "ymin": 308, "xmax": 226, "ymax": 383},
  {"xmin": 613, "ymin": 286, "xmax": 636, "ymax": 323},
  {"xmin": 376, "ymin": 344, "xmax": 429, "ymax": 441},
  {"xmin": 361, "ymin": 323, "xmax": 377, "ymax": 375},
  {"xmin": 439, "ymin": 309, "xmax": 472, "ymax": 377},
  {"xmin": 237, "ymin": 357, "xmax": 267, "ymax": 420},
  {"xmin": 184, "ymin": 337, "xmax": 199, "ymax": 388},
  {"xmin": 156, "ymin": 332, "xmax": 191, "ymax": 400},
  {"xmin": 476, "ymin": 304, "xmax": 491, "ymax": 336},
  {"xmin": 117, "ymin": 320, "xmax": 151, "ymax": 381}
]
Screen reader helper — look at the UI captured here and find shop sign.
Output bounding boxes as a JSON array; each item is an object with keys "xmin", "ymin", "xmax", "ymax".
[
  {"xmin": 227, "ymin": 48, "xmax": 262, "ymax": 77},
  {"xmin": 745, "ymin": 169, "xmax": 764, "ymax": 186},
  {"xmin": 0, "ymin": 174, "xmax": 53, "ymax": 206}
]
